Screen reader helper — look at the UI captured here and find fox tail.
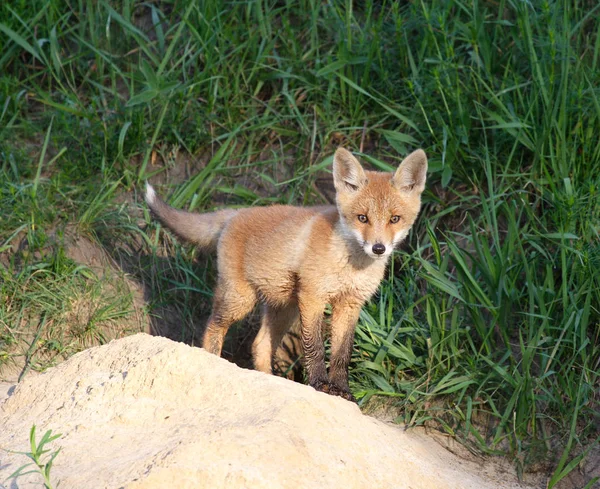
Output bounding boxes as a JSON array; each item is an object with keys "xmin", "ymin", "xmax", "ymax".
[{"xmin": 144, "ymin": 183, "xmax": 237, "ymax": 250}]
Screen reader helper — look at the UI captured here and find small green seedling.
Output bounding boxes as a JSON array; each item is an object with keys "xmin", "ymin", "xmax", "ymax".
[{"xmin": 5, "ymin": 425, "xmax": 61, "ymax": 489}]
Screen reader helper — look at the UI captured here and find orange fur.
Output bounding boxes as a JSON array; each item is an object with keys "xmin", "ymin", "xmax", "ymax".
[{"xmin": 146, "ymin": 148, "xmax": 427, "ymax": 401}]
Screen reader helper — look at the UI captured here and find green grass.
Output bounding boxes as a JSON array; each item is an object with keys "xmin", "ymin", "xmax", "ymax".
[
  {"xmin": 5, "ymin": 425, "xmax": 61, "ymax": 489},
  {"xmin": 1, "ymin": 0, "xmax": 599, "ymax": 485}
]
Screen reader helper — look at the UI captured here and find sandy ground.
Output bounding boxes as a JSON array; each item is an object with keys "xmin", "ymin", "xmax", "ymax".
[{"xmin": 0, "ymin": 334, "xmax": 538, "ymax": 489}]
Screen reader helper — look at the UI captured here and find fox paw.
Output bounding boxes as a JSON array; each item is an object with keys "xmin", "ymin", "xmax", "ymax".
[
  {"xmin": 313, "ymin": 381, "xmax": 357, "ymax": 403},
  {"xmin": 312, "ymin": 380, "xmax": 331, "ymax": 393},
  {"xmin": 327, "ymin": 384, "xmax": 357, "ymax": 403}
]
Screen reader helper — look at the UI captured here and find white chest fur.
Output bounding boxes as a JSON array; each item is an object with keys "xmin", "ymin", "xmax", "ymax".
[{"xmin": 316, "ymin": 238, "xmax": 388, "ymax": 303}]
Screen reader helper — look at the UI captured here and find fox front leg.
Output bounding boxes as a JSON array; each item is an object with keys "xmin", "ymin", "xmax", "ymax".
[
  {"xmin": 298, "ymin": 295, "xmax": 329, "ymax": 392},
  {"xmin": 328, "ymin": 300, "xmax": 362, "ymax": 402}
]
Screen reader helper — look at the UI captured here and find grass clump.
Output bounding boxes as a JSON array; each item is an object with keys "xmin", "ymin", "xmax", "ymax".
[
  {"xmin": 0, "ymin": 238, "xmax": 137, "ymax": 376},
  {"xmin": 0, "ymin": 0, "xmax": 599, "ymax": 485}
]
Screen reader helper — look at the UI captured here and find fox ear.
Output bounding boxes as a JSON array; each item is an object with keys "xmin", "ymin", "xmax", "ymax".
[
  {"xmin": 392, "ymin": 149, "xmax": 428, "ymax": 194},
  {"xmin": 333, "ymin": 148, "xmax": 367, "ymax": 192}
]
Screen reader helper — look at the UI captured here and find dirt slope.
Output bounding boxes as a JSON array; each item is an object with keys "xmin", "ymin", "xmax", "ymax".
[{"xmin": 0, "ymin": 334, "xmax": 534, "ymax": 489}]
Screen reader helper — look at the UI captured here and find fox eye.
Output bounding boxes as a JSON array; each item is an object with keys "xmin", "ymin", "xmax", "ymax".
[
  {"xmin": 357, "ymin": 214, "xmax": 368, "ymax": 223},
  {"xmin": 390, "ymin": 215, "xmax": 400, "ymax": 224}
]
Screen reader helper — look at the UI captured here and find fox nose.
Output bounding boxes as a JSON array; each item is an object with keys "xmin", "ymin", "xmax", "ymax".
[{"xmin": 372, "ymin": 243, "xmax": 386, "ymax": 255}]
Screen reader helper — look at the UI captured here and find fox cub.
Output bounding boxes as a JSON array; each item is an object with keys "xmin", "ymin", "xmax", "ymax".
[{"xmin": 145, "ymin": 148, "xmax": 427, "ymax": 401}]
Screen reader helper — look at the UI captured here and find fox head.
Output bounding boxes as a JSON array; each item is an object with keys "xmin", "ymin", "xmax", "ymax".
[{"xmin": 333, "ymin": 148, "xmax": 427, "ymax": 260}]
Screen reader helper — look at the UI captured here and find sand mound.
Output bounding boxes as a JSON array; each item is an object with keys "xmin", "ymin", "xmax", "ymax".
[{"xmin": 0, "ymin": 334, "xmax": 532, "ymax": 489}]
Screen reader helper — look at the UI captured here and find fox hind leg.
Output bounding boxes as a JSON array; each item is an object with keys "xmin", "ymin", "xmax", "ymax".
[
  {"xmin": 202, "ymin": 280, "xmax": 257, "ymax": 357},
  {"xmin": 252, "ymin": 303, "xmax": 299, "ymax": 374}
]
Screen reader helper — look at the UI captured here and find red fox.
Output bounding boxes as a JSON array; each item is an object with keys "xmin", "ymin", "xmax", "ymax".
[{"xmin": 145, "ymin": 148, "xmax": 427, "ymax": 401}]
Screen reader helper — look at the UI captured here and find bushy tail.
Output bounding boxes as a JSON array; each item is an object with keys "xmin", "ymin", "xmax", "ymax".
[{"xmin": 145, "ymin": 183, "xmax": 237, "ymax": 250}]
